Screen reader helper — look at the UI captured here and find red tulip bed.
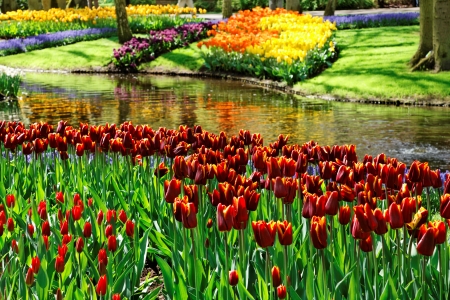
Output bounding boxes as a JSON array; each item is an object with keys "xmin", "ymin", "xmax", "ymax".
[{"xmin": 0, "ymin": 120, "xmax": 449, "ymax": 300}]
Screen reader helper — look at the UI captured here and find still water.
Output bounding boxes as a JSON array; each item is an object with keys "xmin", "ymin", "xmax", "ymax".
[{"xmin": 1, "ymin": 73, "xmax": 450, "ymax": 170}]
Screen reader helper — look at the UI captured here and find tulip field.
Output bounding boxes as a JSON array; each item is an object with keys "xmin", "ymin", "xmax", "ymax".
[{"xmin": 0, "ymin": 120, "xmax": 449, "ymax": 300}]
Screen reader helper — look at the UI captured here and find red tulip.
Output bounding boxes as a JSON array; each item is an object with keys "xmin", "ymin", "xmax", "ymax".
[
  {"xmin": 429, "ymin": 221, "xmax": 446, "ymax": 245},
  {"xmin": 26, "ymin": 267, "xmax": 34, "ymax": 286},
  {"xmin": 60, "ymin": 220, "xmax": 68, "ymax": 235},
  {"xmin": 7, "ymin": 217, "xmax": 14, "ymax": 232},
  {"xmin": 180, "ymin": 202, "xmax": 197, "ymax": 229},
  {"xmin": 11, "ymin": 239, "xmax": 18, "ymax": 253},
  {"xmin": 243, "ymin": 186, "xmax": 260, "ymax": 211},
  {"xmin": 76, "ymin": 237, "xmax": 84, "ymax": 253},
  {"xmin": 173, "ymin": 156, "xmax": 189, "ymax": 180},
  {"xmin": 277, "ymin": 284, "xmax": 287, "ymax": 299},
  {"xmin": 277, "ymin": 220, "xmax": 292, "ymax": 246},
  {"xmin": 272, "ymin": 266, "xmax": 281, "ymax": 288},
  {"xmin": 353, "ymin": 204, "xmax": 378, "ymax": 233},
  {"xmin": 43, "ymin": 236, "xmax": 49, "ymax": 250},
  {"xmin": 55, "ymin": 192, "xmax": 64, "ymax": 204},
  {"xmin": 310, "ymin": 216, "xmax": 327, "ymax": 249},
  {"xmin": 417, "ymin": 224, "xmax": 437, "ymax": 256},
  {"xmin": 0, "ymin": 210, "xmax": 5, "ymax": 224},
  {"xmin": 373, "ymin": 209, "xmax": 388, "ymax": 235},
  {"xmin": 72, "ymin": 205, "xmax": 82, "ymax": 221},
  {"xmin": 106, "ymin": 209, "xmax": 116, "ymax": 224},
  {"xmin": 324, "ymin": 191, "xmax": 339, "ymax": 216},
  {"xmin": 359, "ymin": 235, "xmax": 373, "ymax": 252},
  {"xmin": 406, "ymin": 207, "xmax": 428, "ymax": 231},
  {"xmin": 229, "ymin": 270, "xmax": 238, "ymax": 286},
  {"xmin": 112, "ymin": 294, "xmax": 121, "ymax": 300},
  {"xmin": 340, "ymin": 184, "xmax": 355, "ymax": 202},
  {"xmin": 267, "ymin": 157, "xmax": 282, "ymax": 179},
  {"xmin": 338, "ymin": 206, "xmax": 351, "ymax": 225},
  {"xmin": 58, "ymin": 244, "xmax": 68, "ymax": 257},
  {"xmin": 118, "ymin": 210, "xmax": 127, "ymax": 223},
  {"xmin": 31, "ymin": 256, "xmax": 40, "ymax": 274},
  {"xmin": 252, "ymin": 220, "xmax": 277, "ymax": 248},
  {"xmin": 401, "ymin": 197, "xmax": 418, "ymax": 224},
  {"xmin": 97, "ymin": 210, "xmax": 104, "ymax": 225},
  {"xmin": 126, "ymin": 220, "xmax": 135, "ymax": 238},
  {"xmin": 302, "ymin": 193, "xmax": 317, "ymax": 219},
  {"xmin": 232, "ymin": 196, "xmax": 248, "ymax": 230},
  {"xmin": 164, "ymin": 178, "xmax": 181, "ymax": 204},
  {"xmin": 105, "ymin": 225, "xmax": 113, "ymax": 238},
  {"xmin": 6, "ymin": 194, "xmax": 15, "ymax": 208},
  {"xmin": 83, "ymin": 222, "xmax": 92, "ymax": 238},
  {"xmin": 108, "ymin": 235, "xmax": 117, "ymax": 252},
  {"xmin": 440, "ymin": 194, "xmax": 450, "ymax": 219},
  {"xmin": 96, "ymin": 275, "xmax": 107, "ymax": 296},
  {"xmin": 430, "ymin": 169, "xmax": 442, "ymax": 189},
  {"xmin": 408, "ymin": 161, "xmax": 424, "ymax": 183},
  {"xmin": 28, "ymin": 224, "xmax": 35, "ymax": 237},
  {"xmin": 56, "ymin": 288, "xmax": 63, "ymax": 300},
  {"xmin": 62, "ymin": 234, "xmax": 72, "ymax": 245},
  {"xmin": 98, "ymin": 248, "xmax": 108, "ymax": 266},
  {"xmin": 217, "ymin": 203, "xmax": 236, "ymax": 232},
  {"xmin": 388, "ymin": 202, "xmax": 404, "ymax": 229},
  {"xmin": 55, "ymin": 255, "xmax": 65, "ymax": 273}
]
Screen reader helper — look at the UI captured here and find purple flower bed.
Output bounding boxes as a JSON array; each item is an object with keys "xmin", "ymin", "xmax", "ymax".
[
  {"xmin": 112, "ymin": 21, "xmax": 215, "ymax": 72},
  {"xmin": 0, "ymin": 28, "xmax": 116, "ymax": 56},
  {"xmin": 324, "ymin": 12, "xmax": 420, "ymax": 29}
]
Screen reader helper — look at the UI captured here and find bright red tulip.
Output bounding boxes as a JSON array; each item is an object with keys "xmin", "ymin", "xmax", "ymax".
[
  {"xmin": 359, "ymin": 235, "xmax": 373, "ymax": 252},
  {"xmin": 11, "ymin": 239, "xmax": 18, "ymax": 253},
  {"xmin": 76, "ymin": 237, "xmax": 84, "ymax": 253},
  {"xmin": 6, "ymin": 217, "xmax": 14, "ymax": 232},
  {"xmin": 310, "ymin": 216, "xmax": 327, "ymax": 249},
  {"xmin": 43, "ymin": 236, "xmax": 49, "ymax": 250},
  {"xmin": 277, "ymin": 220, "xmax": 292, "ymax": 246},
  {"xmin": 6, "ymin": 194, "xmax": 15, "ymax": 208},
  {"xmin": 229, "ymin": 270, "xmax": 238, "ymax": 286},
  {"xmin": 108, "ymin": 235, "xmax": 117, "ymax": 252},
  {"xmin": 164, "ymin": 178, "xmax": 181, "ymax": 204},
  {"xmin": 98, "ymin": 248, "xmax": 108, "ymax": 266},
  {"xmin": 0, "ymin": 210, "xmax": 5, "ymax": 224},
  {"xmin": 118, "ymin": 210, "xmax": 127, "ymax": 223},
  {"xmin": 97, "ymin": 210, "xmax": 104, "ymax": 225},
  {"xmin": 105, "ymin": 224, "xmax": 113, "ymax": 238},
  {"xmin": 440, "ymin": 194, "xmax": 450, "ymax": 219},
  {"xmin": 277, "ymin": 284, "xmax": 287, "ymax": 299},
  {"xmin": 126, "ymin": 220, "xmax": 135, "ymax": 238},
  {"xmin": 62, "ymin": 233, "xmax": 72, "ymax": 245},
  {"xmin": 106, "ymin": 209, "xmax": 116, "ymax": 224},
  {"xmin": 83, "ymin": 222, "xmax": 92, "ymax": 238},
  {"xmin": 72, "ymin": 205, "xmax": 82, "ymax": 221},
  {"xmin": 60, "ymin": 220, "xmax": 68, "ymax": 235},
  {"xmin": 252, "ymin": 220, "xmax": 277, "ymax": 248},
  {"xmin": 26, "ymin": 267, "xmax": 34, "ymax": 286},
  {"xmin": 55, "ymin": 192, "xmax": 64, "ymax": 204},
  {"xmin": 112, "ymin": 294, "xmax": 121, "ymax": 300},
  {"xmin": 272, "ymin": 266, "xmax": 281, "ymax": 288},
  {"xmin": 217, "ymin": 203, "xmax": 236, "ymax": 232},
  {"xmin": 28, "ymin": 224, "xmax": 35, "ymax": 237},
  {"xmin": 96, "ymin": 275, "xmax": 107, "ymax": 296},
  {"xmin": 31, "ymin": 256, "xmax": 40, "ymax": 274}
]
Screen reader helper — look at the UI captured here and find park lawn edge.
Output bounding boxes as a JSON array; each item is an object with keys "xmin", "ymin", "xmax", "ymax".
[{"xmin": 1, "ymin": 25, "xmax": 450, "ymax": 105}]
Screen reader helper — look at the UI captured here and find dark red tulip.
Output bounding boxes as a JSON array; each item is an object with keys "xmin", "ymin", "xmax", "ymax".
[
  {"xmin": 98, "ymin": 248, "xmax": 108, "ymax": 267},
  {"xmin": 440, "ymin": 194, "xmax": 450, "ymax": 219},
  {"xmin": 417, "ymin": 224, "xmax": 437, "ymax": 256},
  {"xmin": 126, "ymin": 220, "xmax": 135, "ymax": 238},
  {"xmin": 359, "ymin": 235, "xmax": 373, "ymax": 252},
  {"xmin": 83, "ymin": 222, "xmax": 92, "ymax": 238},
  {"xmin": 58, "ymin": 244, "xmax": 68, "ymax": 258},
  {"xmin": 181, "ymin": 202, "xmax": 197, "ymax": 229},
  {"xmin": 105, "ymin": 224, "xmax": 113, "ymax": 238},
  {"xmin": 96, "ymin": 275, "xmax": 107, "ymax": 296},
  {"xmin": 55, "ymin": 192, "xmax": 64, "ymax": 204},
  {"xmin": 277, "ymin": 220, "xmax": 292, "ymax": 246},
  {"xmin": 97, "ymin": 210, "xmax": 104, "ymax": 225},
  {"xmin": 6, "ymin": 217, "xmax": 14, "ymax": 232},
  {"xmin": 373, "ymin": 208, "xmax": 388, "ymax": 235},
  {"xmin": 310, "ymin": 216, "xmax": 327, "ymax": 249},
  {"xmin": 388, "ymin": 202, "xmax": 404, "ymax": 229},
  {"xmin": 207, "ymin": 218, "xmax": 213, "ymax": 229},
  {"xmin": 408, "ymin": 161, "xmax": 424, "ymax": 183},
  {"xmin": 76, "ymin": 237, "xmax": 84, "ymax": 253},
  {"xmin": 252, "ymin": 220, "xmax": 277, "ymax": 248},
  {"xmin": 243, "ymin": 186, "xmax": 260, "ymax": 211},
  {"xmin": 173, "ymin": 156, "xmax": 189, "ymax": 180},
  {"xmin": 55, "ymin": 255, "xmax": 65, "ymax": 273},
  {"xmin": 26, "ymin": 267, "xmax": 34, "ymax": 286},
  {"xmin": 112, "ymin": 294, "xmax": 121, "ymax": 300},
  {"xmin": 232, "ymin": 196, "xmax": 248, "ymax": 230},
  {"xmin": 6, "ymin": 194, "xmax": 15, "ymax": 208},
  {"xmin": 430, "ymin": 169, "xmax": 442, "ymax": 189},
  {"xmin": 164, "ymin": 178, "xmax": 181, "ymax": 204},
  {"xmin": 319, "ymin": 161, "xmax": 333, "ymax": 180},
  {"xmin": 272, "ymin": 266, "xmax": 281, "ymax": 288},
  {"xmin": 0, "ymin": 211, "xmax": 5, "ymax": 224},
  {"xmin": 31, "ymin": 256, "xmax": 40, "ymax": 274},
  {"xmin": 22, "ymin": 142, "xmax": 34, "ymax": 155},
  {"xmin": 229, "ymin": 270, "xmax": 239, "ymax": 286},
  {"xmin": 11, "ymin": 239, "xmax": 18, "ymax": 253},
  {"xmin": 302, "ymin": 193, "xmax": 317, "ymax": 219},
  {"xmin": 106, "ymin": 209, "xmax": 116, "ymax": 224},
  {"xmin": 108, "ymin": 235, "xmax": 117, "ymax": 252},
  {"xmin": 324, "ymin": 191, "xmax": 339, "ymax": 216},
  {"xmin": 28, "ymin": 224, "xmax": 35, "ymax": 237},
  {"xmin": 340, "ymin": 184, "xmax": 355, "ymax": 202},
  {"xmin": 217, "ymin": 203, "xmax": 236, "ymax": 232},
  {"xmin": 429, "ymin": 221, "xmax": 446, "ymax": 245},
  {"xmin": 351, "ymin": 216, "xmax": 371, "ymax": 240},
  {"xmin": 339, "ymin": 206, "xmax": 351, "ymax": 225},
  {"xmin": 353, "ymin": 204, "xmax": 378, "ymax": 233},
  {"xmin": 267, "ymin": 157, "xmax": 282, "ymax": 179},
  {"xmin": 37, "ymin": 201, "xmax": 47, "ymax": 220},
  {"xmin": 118, "ymin": 210, "xmax": 127, "ymax": 223},
  {"xmin": 277, "ymin": 284, "xmax": 287, "ymax": 299}
]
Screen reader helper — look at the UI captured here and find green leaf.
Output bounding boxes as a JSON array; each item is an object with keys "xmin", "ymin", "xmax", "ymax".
[
  {"xmin": 306, "ymin": 261, "xmax": 314, "ymax": 300},
  {"xmin": 111, "ymin": 177, "xmax": 129, "ymax": 211},
  {"xmin": 380, "ymin": 274, "xmax": 399, "ymax": 300},
  {"xmin": 288, "ymin": 286, "xmax": 302, "ymax": 300},
  {"xmin": 88, "ymin": 185, "xmax": 107, "ymax": 212},
  {"xmin": 142, "ymin": 287, "xmax": 161, "ymax": 300},
  {"xmin": 155, "ymin": 255, "xmax": 174, "ymax": 299}
]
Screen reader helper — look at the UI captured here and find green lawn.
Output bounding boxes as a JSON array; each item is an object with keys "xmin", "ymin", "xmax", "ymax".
[
  {"xmin": 1, "ymin": 25, "xmax": 449, "ymax": 102},
  {"xmin": 294, "ymin": 25, "xmax": 450, "ymax": 102}
]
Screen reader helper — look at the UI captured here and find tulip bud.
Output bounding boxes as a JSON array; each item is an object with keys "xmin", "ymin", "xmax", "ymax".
[
  {"xmin": 112, "ymin": 294, "xmax": 121, "ymax": 300},
  {"xmin": 55, "ymin": 192, "xmax": 64, "ymax": 204},
  {"xmin": 97, "ymin": 210, "xmax": 104, "ymax": 225},
  {"xmin": 42, "ymin": 220, "xmax": 51, "ymax": 236},
  {"xmin": 7, "ymin": 217, "xmax": 14, "ymax": 232},
  {"xmin": 88, "ymin": 198, "xmax": 93, "ymax": 207},
  {"xmin": 206, "ymin": 218, "xmax": 213, "ymax": 229},
  {"xmin": 76, "ymin": 237, "xmax": 84, "ymax": 253},
  {"xmin": 11, "ymin": 239, "xmax": 18, "ymax": 253},
  {"xmin": 26, "ymin": 268, "xmax": 34, "ymax": 286},
  {"xmin": 96, "ymin": 275, "xmax": 107, "ymax": 296},
  {"xmin": 55, "ymin": 255, "xmax": 65, "ymax": 273},
  {"xmin": 31, "ymin": 256, "xmax": 40, "ymax": 274},
  {"xmin": 228, "ymin": 270, "xmax": 238, "ymax": 286},
  {"xmin": 56, "ymin": 288, "xmax": 63, "ymax": 300},
  {"xmin": 205, "ymin": 238, "xmax": 210, "ymax": 248},
  {"xmin": 62, "ymin": 234, "xmax": 72, "ymax": 245},
  {"xmin": 28, "ymin": 224, "xmax": 35, "ymax": 237},
  {"xmin": 277, "ymin": 284, "xmax": 287, "ymax": 299},
  {"xmin": 43, "ymin": 235, "xmax": 49, "ymax": 250},
  {"xmin": 106, "ymin": 209, "xmax": 116, "ymax": 224},
  {"xmin": 6, "ymin": 194, "xmax": 15, "ymax": 208},
  {"xmin": 338, "ymin": 206, "xmax": 351, "ymax": 225},
  {"xmin": 126, "ymin": 220, "xmax": 135, "ymax": 238},
  {"xmin": 60, "ymin": 220, "xmax": 68, "ymax": 235},
  {"xmin": 105, "ymin": 224, "xmax": 113, "ymax": 238},
  {"xmin": 118, "ymin": 210, "xmax": 127, "ymax": 223},
  {"xmin": 83, "ymin": 222, "xmax": 92, "ymax": 238},
  {"xmin": 108, "ymin": 235, "xmax": 117, "ymax": 252},
  {"xmin": 72, "ymin": 205, "xmax": 82, "ymax": 221},
  {"xmin": 272, "ymin": 266, "xmax": 281, "ymax": 288}
]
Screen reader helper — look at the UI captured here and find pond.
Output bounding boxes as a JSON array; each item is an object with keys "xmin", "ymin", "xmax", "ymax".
[{"xmin": 1, "ymin": 72, "xmax": 450, "ymax": 170}]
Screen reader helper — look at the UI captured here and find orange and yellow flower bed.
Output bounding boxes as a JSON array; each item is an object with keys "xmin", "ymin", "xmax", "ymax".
[{"xmin": 198, "ymin": 7, "xmax": 338, "ymax": 84}]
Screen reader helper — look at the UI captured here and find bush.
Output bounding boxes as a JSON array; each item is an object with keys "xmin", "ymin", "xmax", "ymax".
[{"xmin": 0, "ymin": 72, "xmax": 21, "ymax": 99}]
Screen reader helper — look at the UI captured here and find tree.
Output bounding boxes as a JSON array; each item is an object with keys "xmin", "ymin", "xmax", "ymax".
[
  {"xmin": 324, "ymin": 0, "xmax": 337, "ymax": 16},
  {"xmin": 410, "ymin": 0, "xmax": 450, "ymax": 72},
  {"xmin": 222, "ymin": 0, "xmax": 232, "ymax": 18},
  {"xmin": 114, "ymin": 0, "xmax": 132, "ymax": 44}
]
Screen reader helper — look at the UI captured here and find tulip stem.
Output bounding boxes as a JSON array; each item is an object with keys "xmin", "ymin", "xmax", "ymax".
[
  {"xmin": 422, "ymin": 256, "xmax": 427, "ymax": 300},
  {"xmin": 239, "ymin": 229, "xmax": 246, "ymax": 295},
  {"xmin": 438, "ymin": 245, "xmax": 442, "ymax": 300},
  {"xmin": 224, "ymin": 231, "xmax": 229, "ymax": 300},
  {"xmin": 265, "ymin": 248, "xmax": 271, "ymax": 300},
  {"xmin": 329, "ymin": 217, "xmax": 335, "ymax": 297},
  {"xmin": 283, "ymin": 245, "xmax": 288, "ymax": 291},
  {"xmin": 320, "ymin": 249, "xmax": 328, "ymax": 300},
  {"xmin": 192, "ymin": 229, "xmax": 199, "ymax": 300},
  {"xmin": 426, "ymin": 187, "xmax": 431, "ymax": 214},
  {"xmin": 371, "ymin": 233, "xmax": 378, "ymax": 300},
  {"xmin": 396, "ymin": 230, "xmax": 402, "ymax": 285},
  {"xmin": 78, "ymin": 252, "xmax": 82, "ymax": 289},
  {"xmin": 183, "ymin": 227, "xmax": 188, "ymax": 278}
]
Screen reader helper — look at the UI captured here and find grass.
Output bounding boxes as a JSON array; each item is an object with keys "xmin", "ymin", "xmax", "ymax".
[
  {"xmin": 294, "ymin": 25, "xmax": 450, "ymax": 102},
  {"xmin": 0, "ymin": 37, "xmax": 121, "ymax": 70}
]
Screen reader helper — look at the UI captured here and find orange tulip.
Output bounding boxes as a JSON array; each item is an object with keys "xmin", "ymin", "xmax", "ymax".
[
  {"xmin": 277, "ymin": 220, "xmax": 292, "ymax": 246},
  {"xmin": 217, "ymin": 203, "xmax": 236, "ymax": 232},
  {"xmin": 252, "ymin": 220, "xmax": 277, "ymax": 248}
]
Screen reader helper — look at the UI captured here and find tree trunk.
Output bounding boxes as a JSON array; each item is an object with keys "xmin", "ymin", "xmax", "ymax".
[
  {"xmin": 286, "ymin": 0, "xmax": 293, "ymax": 10},
  {"xmin": 115, "ymin": 0, "xmax": 133, "ymax": 44},
  {"xmin": 222, "ymin": 0, "xmax": 232, "ymax": 18},
  {"xmin": 410, "ymin": 0, "xmax": 433, "ymax": 68},
  {"xmin": 433, "ymin": 0, "xmax": 450, "ymax": 71},
  {"xmin": 269, "ymin": 0, "xmax": 276, "ymax": 10},
  {"xmin": 1, "ymin": 0, "xmax": 18, "ymax": 12},
  {"xmin": 324, "ymin": 0, "xmax": 336, "ymax": 16},
  {"xmin": 27, "ymin": 0, "xmax": 42, "ymax": 10},
  {"xmin": 275, "ymin": 0, "xmax": 283, "ymax": 8}
]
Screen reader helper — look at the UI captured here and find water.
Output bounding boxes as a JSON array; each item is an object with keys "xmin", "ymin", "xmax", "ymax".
[{"xmin": 1, "ymin": 72, "xmax": 450, "ymax": 170}]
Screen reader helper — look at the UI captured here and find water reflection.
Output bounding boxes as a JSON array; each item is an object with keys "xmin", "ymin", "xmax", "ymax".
[{"xmin": 2, "ymin": 73, "xmax": 450, "ymax": 170}]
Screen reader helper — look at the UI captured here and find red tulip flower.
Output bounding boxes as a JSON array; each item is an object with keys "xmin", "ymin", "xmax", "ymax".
[
  {"xmin": 408, "ymin": 161, "xmax": 424, "ymax": 183},
  {"xmin": 60, "ymin": 220, "xmax": 68, "ymax": 235},
  {"xmin": 272, "ymin": 266, "xmax": 281, "ymax": 288},
  {"xmin": 72, "ymin": 205, "xmax": 82, "ymax": 221},
  {"xmin": 118, "ymin": 210, "xmax": 127, "ymax": 223},
  {"xmin": 252, "ymin": 220, "xmax": 277, "ymax": 248},
  {"xmin": 310, "ymin": 216, "xmax": 327, "ymax": 249},
  {"xmin": 417, "ymin": 224, "xmax": 437, "ymax": 256},
  {"xmin": 181, "ymin": 202, "xmax": 197, "ymax": 229},
  {"xmin": 76, "ymin": 237, "xmax": 84, "ymax": 253},
  {"xmin": 277, "ymin": 284, "xmax": 287, "ymax": 299},
  {"xmin": 112, "ymin": 294, "xmax": 121, "ymax": 300},
  {"xmin": 98, "ymin": 248, "xmax": 108, "ymax": 268},
  {"xmin": 338, "ymin": 206, "xmax": 351, "ymax": 225},
  {"xmin": 96, "ymin": 275, "xmax": 107, "ymax": 296},
  {"xmin": 373, "ymin": 208, "xmax": 388, "ymax": 235},
  {"xmin": 55, "ymin": 255, "xmax": 65, "ymax": 273},
  {"xmin": 43, "ymin": 236, "xmax": 49, "ymax": 250},
  {"xmin": 229, "ymin": 270, "xmax": 239, "ymax": 286},
  {"xmin": 105, "ymin": 224, "xmax": 113, "ymax": 238},
  {"xmin": 359, "ymin": 235, "xmax": 373, "ymax": 252},
  {"xmin": 232, "ymin": 196, "xmax": 248, "ymax": 230},
  {"xmin": 6, "ymin": 194, "xmax": 15, "ymax": 208},
  {"xmin": 11, "ymin": 239, "xmax": 18, "ymax": 253},
  {"xmin": 62, "ymin": 234, "xmax": 72, "ymax": 245},
  {"xmin": 0, "ymin": 210, "xmax": 6, "ymax": 224},
  {"xmin": 7, "ymin": 217, "xmax": 14, "ymax": 232},
  {"xmin": 406, "ymin": 207, "xmax": 428, "ymax": 232},
  {"xmin": 108, "ymin": 235, "xmax": 117, "ymax": 252},
  {"xmin": 26, "ymin": 267, "xmax": 34, "ymax": 286},
  {"xmin": 440, "ymin": 194, "xmax": 450, "ymax": 219},
  {"xmin": 83, "ymin": 222, "xmax": 92, "ymax": 238},
  {"xmin": 106, "ymin": 209, "xmax": 116, "ymax": 224},
  {"xmin": 97, "ymin": 210, "xmax": 104, "ymax": 225},
  {"xmin": 31, "ymin": 256, "xmax": 40, "ymax": 274},
  {"xmin": 277, "ymin": 220, "xmax": 292, "ymax": 246},
  {"xmin": 429, "ymin": 221, "xmax": 446, "ymax": 245},
  {"xmin": 126, "ymin": 220, "xmax": 135, "ymax": 238},
  {"xmin": 217, "ymin": 203, "xmax": 237, "ymax": 232},
  {"xmin": 55, "ymin": 192, "xmax": 64, "ymax": 204},
  {"xmin": 164, "ymin": 178, "xmax": 181, "ymax": 204},
  {"xmin": 388, "ymin": 202, "xmax": 404, "ymax": 229},
  {"xmin": 353, "ymin": 204, "xmax": 378, "ymax": 233},
  {"xmin": 173, "ymin": 156, "xmax": 189, "ymax": 180},
  {"xmin": 324, "ymin": 191, "xmax": 339, "ymax": 216}
]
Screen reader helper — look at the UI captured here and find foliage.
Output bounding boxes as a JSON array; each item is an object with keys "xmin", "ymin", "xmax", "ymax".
[
  {"xmin": 0, "ymin": 120, "xmax": 448, "ymax": 300},
  {"xmin": 0, "ymin": 72, "xmax": 21, "ymax": 99},
  {"xmin": 112, "ymin": 21, "xmax": 215, "ymax": 71},
  {"xmin": 199, "ymin": 8, "xmax": 338, "ymax": 85},
  {"xmin": 300, "ymin": 0, "xmax": 374, "ymax": 12},
  {"xmin": 0, "ymin": 28, "xmax": 116, "ymax": 56},
  {"xmin": 324, "ymin": 12, "xmax": 419, "ymax": 29},
  {"xmin": 0, "ymin": 5, "xmax": 206, "ymax": 39}
]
